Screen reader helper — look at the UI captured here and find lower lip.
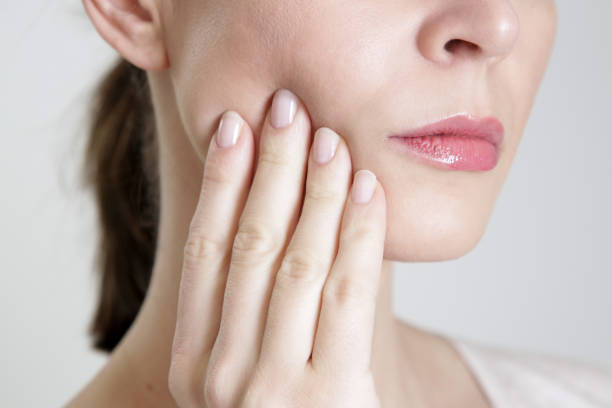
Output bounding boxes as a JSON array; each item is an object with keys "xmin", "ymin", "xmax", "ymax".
[{"xmin": 389, "ymin": 134, "xmax": 499, "ymax": 171}]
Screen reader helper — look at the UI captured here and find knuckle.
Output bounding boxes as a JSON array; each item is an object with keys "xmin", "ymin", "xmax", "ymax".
[
  {"xmin": 240, "ymin": 388, "xmax": 262, "ymax": 408},
  {"xmin": 183, "ymin": 229, "xmax": 226, "ymax": 267},
  {"xmin": 232, "ymin": 221, "xmax": 279, "ymax": 262},
  {"xmin": 202, "ymin": 156, "xmax": 235, "ymax": 186},
  {"xmin": 167, "ymin": 358, "xmax": 201, "ymax": 407},
  {"xmin": 258, "ymin": 146, "xmax": 292, "ymax": 168},
  {"xmin": 341, "ymin": 222, "xmax": 377, "ymax": 246},
  {"xmin": 242, "ymin": 386, "xmax": 282, "ymax": 408},
  {"xmin": 276, "ymin": 249, "xmax": 325, "ymax": 287},
  {"xmin": 203, "ymin": 376, "xmax": 228, "ymax": 407},
  {"xmin": 324, "ymin": 275, "xmax": 374, "ymax": 307},
  {"xmin": 167, "ymin": 369, "xmax": 184, "ymax": 398},
  {"xmin": 170, "ymin": 331, "xmax": 190, "ymax": 361},
  {"xmin": 242, "ymin": 370, "xmax": 284, "ymax": 408},
  {"xmin": 203, "ymin": 362, "xmax": 234, "ymax": 408},
  {"xmin": 304, "ymin": 177, "xmax": 342, "ymax": 204}
]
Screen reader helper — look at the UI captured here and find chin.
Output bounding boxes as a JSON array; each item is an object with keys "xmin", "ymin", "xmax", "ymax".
[{"xmin": 382, "ymin": 199, "xmax": 491, "ymax": 263}]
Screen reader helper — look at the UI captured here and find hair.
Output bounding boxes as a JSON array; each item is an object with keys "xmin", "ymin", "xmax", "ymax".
[{"xmin": 81, "ymin": 57, "xmax": 160, "ymax": 353}]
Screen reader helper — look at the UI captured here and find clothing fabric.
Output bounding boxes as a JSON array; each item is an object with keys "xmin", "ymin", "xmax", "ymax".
[{"xmin": 449, "ymin": 338, "xmax": 612, "ymax": 407}]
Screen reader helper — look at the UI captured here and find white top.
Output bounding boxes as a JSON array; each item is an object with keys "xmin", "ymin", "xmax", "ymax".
[{"xmin": 449, "ymin": 338, "xmax": 612, "ymax": 407}]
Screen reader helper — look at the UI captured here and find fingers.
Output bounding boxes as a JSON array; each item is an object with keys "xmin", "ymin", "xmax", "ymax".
[
  {"xmin": 258, "ymin": 127, "xmax": 352, "ymax": 370},
  {"xmin": 311, "ymin": 170, "xmax": 387, "ymax": 375},
  {"xmin": 208, "ymin": 89, "xmax": 312, "ymax": 389},
  {"xmin": 169, "ymin": 111, "xmax": 255, "ymax": 406}
]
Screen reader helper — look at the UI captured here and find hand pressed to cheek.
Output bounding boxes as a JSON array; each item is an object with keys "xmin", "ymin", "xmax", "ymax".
[{"xmin": 169, "ymin": 88, "xmax": 386, "ymax": 408}]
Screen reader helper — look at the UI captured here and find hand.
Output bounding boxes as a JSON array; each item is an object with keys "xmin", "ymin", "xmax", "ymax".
[{"xmin": 168, "ymin": 89, "xmax": 387, "ymax": 407}]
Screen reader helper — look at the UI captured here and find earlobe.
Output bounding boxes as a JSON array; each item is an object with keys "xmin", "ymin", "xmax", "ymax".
[{"xmin": 82, "ymin": 0, "xmax": 168, "ymax": 71}]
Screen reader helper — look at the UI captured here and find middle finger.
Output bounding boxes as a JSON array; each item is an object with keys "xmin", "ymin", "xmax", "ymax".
[{"xmin": 208, "ymin": 89, "xmax": 311, "ymax": 382}]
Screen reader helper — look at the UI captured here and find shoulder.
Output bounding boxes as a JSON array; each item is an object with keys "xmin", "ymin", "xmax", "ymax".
[{"xmin": 449, "ymin": 337, "xmax": 612, "ymax": 408}]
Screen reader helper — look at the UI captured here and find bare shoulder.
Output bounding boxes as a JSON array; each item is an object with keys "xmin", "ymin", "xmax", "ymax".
[
  {"xmin": 449, "ymin": 337, "xmax": 612, "ymax": 408},
  {"xmin": 395, "ymin": 320, "xmax": 612, "ymax": 407}
]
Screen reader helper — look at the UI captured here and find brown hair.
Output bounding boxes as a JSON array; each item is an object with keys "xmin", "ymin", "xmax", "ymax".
[{"xmin": 81, "ymin": 58, "xmax": 160, "ymax": 353}]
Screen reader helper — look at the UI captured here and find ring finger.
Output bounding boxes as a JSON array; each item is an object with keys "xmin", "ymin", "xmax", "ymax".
[{"xmin": 258, "ymin": 127, "xmax": 352, "ymax": 371}]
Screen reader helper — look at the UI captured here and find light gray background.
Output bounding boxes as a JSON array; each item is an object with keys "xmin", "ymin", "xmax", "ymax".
[{"xmin": 1, "ymin": 1, "xmax": 610, "ymax": 406}]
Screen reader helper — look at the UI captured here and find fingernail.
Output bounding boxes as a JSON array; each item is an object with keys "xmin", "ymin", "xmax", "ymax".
[
  {"xmin": 270, "ymin": 89, "xmax": 298, "ymax": 129},
  {"xmin": 351, "ymin": 170, "xmax": 377, "ymax": 204},
  {"xmin": 313, "ymin": 128, "xmax": 339, "ymax": 165},
  {"xmin": 216, "ymin": 111, "xmax": 243, "ymax": 148}
]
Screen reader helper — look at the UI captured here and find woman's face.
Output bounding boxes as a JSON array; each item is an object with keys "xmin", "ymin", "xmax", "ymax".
[{"xmin": 159, "ymin": 0, "xmax": 557, "ymax": 261}]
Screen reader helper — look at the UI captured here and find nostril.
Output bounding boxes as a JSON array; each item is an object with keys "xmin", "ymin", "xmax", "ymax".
[{"xmin": 444, "ymin": 39, "xmax": 480, "ymax": 56}]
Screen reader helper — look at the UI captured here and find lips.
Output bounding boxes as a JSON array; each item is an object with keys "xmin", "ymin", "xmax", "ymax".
[{"xmin": 387, "ymin": 114, "xmax": 505, "ymax": 171}]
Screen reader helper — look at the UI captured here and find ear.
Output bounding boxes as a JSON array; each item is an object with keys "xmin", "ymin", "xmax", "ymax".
[{"xmin": 82, "ymin": 0, "xmax": 168, "ymax": 71}]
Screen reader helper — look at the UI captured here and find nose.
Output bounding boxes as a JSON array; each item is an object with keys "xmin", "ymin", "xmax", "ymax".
[{"xmin": 416, "ymin": 0, "xmax": 520, "ymax": 65}]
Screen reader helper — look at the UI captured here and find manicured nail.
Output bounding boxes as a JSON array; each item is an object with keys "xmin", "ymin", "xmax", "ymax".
[
  {"xmin": 313, "ymin": 128, "xmax": 339, "ymax": 165},
  {"xmin": 351, "ymin": 170, "xmax": 377, "ymax": 204},
  {"xmin": 216, "ymin": 111, "xmax": 243, "ymax": 148},
  {"xmin": 270, "ymin": 89, "xmax": 298, "ymax": 129}
]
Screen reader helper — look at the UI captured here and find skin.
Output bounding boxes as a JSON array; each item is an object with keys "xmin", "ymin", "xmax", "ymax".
[{"xmin": 68, "ymin": 0, "xmax": 557, "ymax": 406}]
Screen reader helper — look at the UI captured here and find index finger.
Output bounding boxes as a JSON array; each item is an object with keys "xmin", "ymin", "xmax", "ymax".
[{"xmin": 169, "ymin": 111, "xmax": 254, "ymax": 403}]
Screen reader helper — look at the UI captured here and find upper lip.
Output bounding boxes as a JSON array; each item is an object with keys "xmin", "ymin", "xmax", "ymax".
[{"xmin": 388, "ymin": 113, "xmax": 505, "ymax": 148}]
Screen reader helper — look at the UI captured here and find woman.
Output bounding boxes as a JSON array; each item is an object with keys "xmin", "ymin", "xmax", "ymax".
[{"xmin": 67, "ymin": 0, "xmax": 611, "ymax": 406}]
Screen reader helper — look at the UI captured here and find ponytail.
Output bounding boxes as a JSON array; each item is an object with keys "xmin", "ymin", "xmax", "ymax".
[{"xmin": 81, "ymin": 58, "xmax": 160, "ymax": 353}]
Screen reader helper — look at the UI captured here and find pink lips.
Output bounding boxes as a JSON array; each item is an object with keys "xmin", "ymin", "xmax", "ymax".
[{"xmin": 387, "ymin": 115, "xmax": 505, "ymax": 171}]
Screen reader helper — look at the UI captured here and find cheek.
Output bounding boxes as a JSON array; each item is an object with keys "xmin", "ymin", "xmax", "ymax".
[
  {"xmin": 165, "ymin": 4, "xmax": 284, "ymax": 154},
  {"xmin": 169, "ymin": 53, "xmax": 272, "ymax": 157},
  {"xmin": 166, "ymin": 1, "xmax": 393, "ymax": 157}
]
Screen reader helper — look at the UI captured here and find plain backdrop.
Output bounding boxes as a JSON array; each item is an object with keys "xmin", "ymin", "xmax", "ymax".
[{"xmin": 1, "ymin": 1, "xmax": 610, "ymax": 406}]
